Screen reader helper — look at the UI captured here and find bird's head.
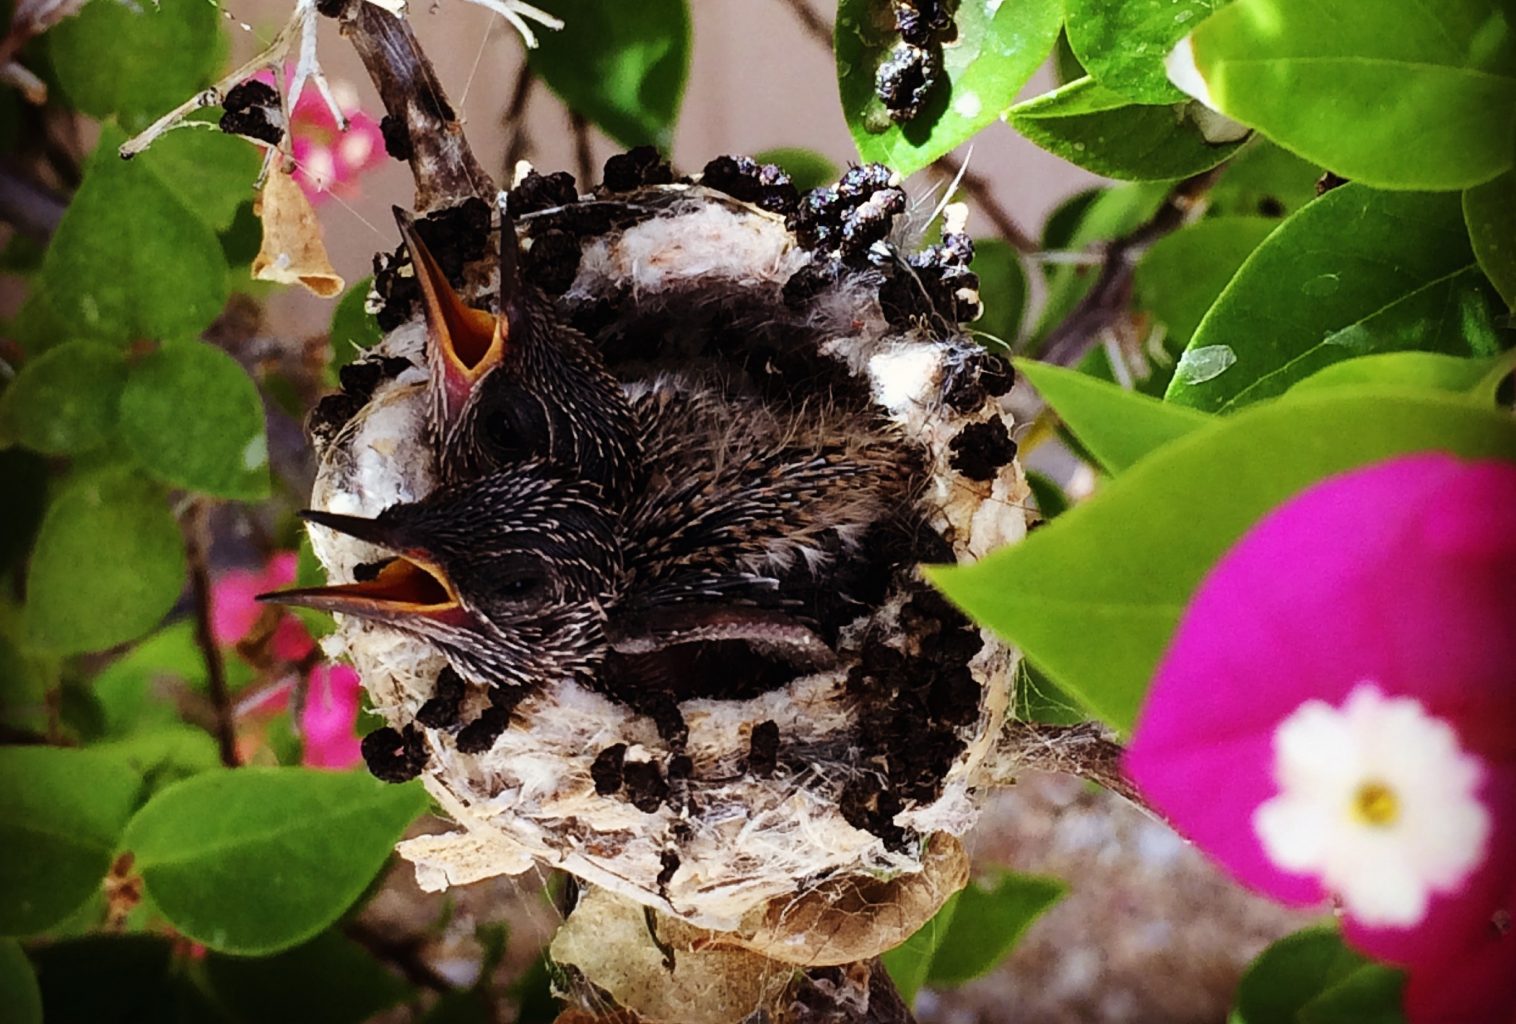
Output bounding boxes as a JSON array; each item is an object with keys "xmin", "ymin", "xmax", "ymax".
[
  {"xmin": 394, "ymin": 204, "xmax": 639, "ymax": 497},
  {"xmin": 263, "ymin": 465, "xmax": 623, "ymax": 689}
]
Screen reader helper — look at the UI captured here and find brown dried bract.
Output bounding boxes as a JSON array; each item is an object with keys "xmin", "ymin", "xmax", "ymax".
[{"xmin": 252, "ymin": 170, "xmax": 345, "ymax": 298}]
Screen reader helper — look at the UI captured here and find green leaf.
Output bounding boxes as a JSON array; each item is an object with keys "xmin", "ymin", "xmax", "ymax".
[
  {"xmin": 1064, "ymin": 0, "xmax": 1229, "ymax": 104},
  {"xmin": 329, "ymin": 277, "xmax": 382, "ymax": 374},
  {"xmin": 529, "ymin": 0, "xmax": 690, "ymax": 150},
  {"xmin": 1235, "ymin": 927, "xmax": 1405, "ymax": 1024},
  {"xmin": 1023, "ymin": 470, "xmax": 1070, "ymax": 521},
  {"xmin": 837, "ymin": 0, "xmax": 1062, "ymax": 177},
  {"xmin": 752, "ymin": 148, "xmax": 839, "ymax": 193},
  {"xmin": 25, "ymin": 470, "xmax": 186, "ymax": 655},
  {"xmin": 1007, "ymin": 77, "xmax": 1244, "ymax": 181},
  {"xmin": 292, "ymin": 537, "xmax": 337, "ymax": 640},
  {"xmin": 38, "ymin": 128, "xmax": 229, "ymax": 347},
  {"xmin": 92, "ymin": 726, "xmax": 223, "ymax": 797},
  {"xmin": 203, "ymin": 930, "xmax": 412, "ymax": 1024},
  {"xmin": 134, "ymin": 124, "xmax": 262, "ymax": 233},
  {"xmin": 971, "ymin": 239, "xmax": 1027, "ymax": 346},
  {"xmin": 47, "ymin": 0, "xmax": 220, "ymax": 130},
  {"xmin": 0, "ymin": 342, "xmax": 126, "ymax": 455},
  {"xmin": 1131, "ymin": 216, "xmax": 1276, "ymax": 391},
  {"xmin": 880, "ymin": 891, "xmax": 958, "ymax": 1005},
  {"xmin": 1017, "ymin": 360, "xmax": 1212, "ymax": 473},
  {"xmin": 0, "ymin": 747, "xmax": 142, "ymax": 936},
  {"xmin": 1178, "ymin": 0, "xmax": 1516, "ymax": 190},
  {"xmin": 1167, "ymin": 186, "xmax": 1505, "ymax": 413},
  {"xmin": 119, "ymin": 341, "xmax": 269, "ymax": 500},
  {"xmin": 1205, "ymin": 139, "xmax": 1321, "ymax": 219},
  {"xmin": 928, "ymin": 391, "xmax": 1516, "ymax": 731},
  {"xmin": 0, "ymin": 939, "xmax": 42, "ymax": 1024},
  {"xmin": 1289, "ymin": 352, "xmax": 1510, "ymax": 403},
  {"xmin": 122, "ymin": 767, "xmax": 429, "ymax": 954},
  {"xmin": 925, "ymin": 872, "xmax": 1064, "ymax": 987},
  {"xmin": 1464, "ymin": 169, "xmax": 1516, "ymax": 308},
  {"xmin": 883, "ymin": 871, "xmax": 1064, "ymax": 1003}
]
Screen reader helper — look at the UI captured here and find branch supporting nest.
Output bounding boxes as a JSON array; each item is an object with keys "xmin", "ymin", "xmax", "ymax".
[
  {"xmin": 333, "ymin": 0, "xmax": 496, "ymax": 211},
  {"xmin": 984, "ymin": 719, "xmax": 1148, "ymax": 811}
]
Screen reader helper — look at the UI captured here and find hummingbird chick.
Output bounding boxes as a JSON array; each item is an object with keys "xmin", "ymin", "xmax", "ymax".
[{"xmin": 396, "ymin": 204, "xmax": 639, "ymax": 497}]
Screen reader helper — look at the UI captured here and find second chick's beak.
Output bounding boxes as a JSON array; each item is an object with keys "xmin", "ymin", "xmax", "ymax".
[
  {"xmin": 259, "ymin": 509, "xmax": 469, "ymax": 629},
  {"xmin": 393, "ymin": 208, "xmax": 509, "ymax": 436}
]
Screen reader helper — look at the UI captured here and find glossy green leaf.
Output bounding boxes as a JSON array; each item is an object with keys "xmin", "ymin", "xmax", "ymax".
[
  {"xmin": 329, "ymin": 277, "xmax": 382, "ymax": 374},
  {"xmin": 48, "ymin": 0, "xmax": 220, "ymax": 130},
  {"xmin": 1007, "ymin": 77, "xmax": 1244, "ymax": 181},
  {"xmin": 1168, "ymin": 186, "xmax": 1505, "ymax": 412},
  {"xmin": 25, "ymin": 470, "xmax": 186, "ymax": 654},
  {"xmin": 38, "ymin": 128, "xmax": 229, "ymax": 347},
  {"xmin": 529, "ymin": 0, "xmax": 690, "ymax": 150},
  {"xmin": 203, "ymin": 930, "xmax": 412, "ymax": 1024},
  {"xmin": 971, "ymin": 239, "xmax": 1027, "ymax": 346},
  {"xmin": 0, "ymin": 342, "xmax": 126, "ymax": 455},
  {"xmin": 119, "ymin": 341, "xmax": 269, "ymax": 500},
  {"xmin": 0, "ymin": 747, "xmax": 142, "ymax": 936},
  {"xmin": 1132, "ymin": 216, "xmax": 1276, "ymax": 393},
  {"xmin": 0, "ymin": 939, "xmax": 41, "ymax": 1024},
  {"xmin": 1235, "ymin": 927, "xmax": 1405, "ymax": 1024},
  {"xmin": 1206, "ymin": 139, "xmax": 1321, "ymax": 219},
  {"xmin": 1289, "ymin": 352, "xmax": 1510, "ymax": 403},
  {"xmin": 752, "ymin": 148, "xmax": 839, "ymax": 193},
  {"xmin": 1064, "ymin": 0, "xmax": 1229, "ymax": 104},
  {"xmin": 133, "ymin": 123, "xmax": 262, "ymax": 233},
  {"xmin": 1464, "ymin": 169, "xmax": 1516, "ymax": 308},
  {"xmin": 929, "ymin": 391, "xmax": 1516, "ymax": 730},
  {"xmin": 122, "ymin": 767, "xmax": 429, "ymax": 954},
  {"xmin": 837, "ymin": 0, "xmax": 1062, "ymax": 176},
  {"xmin": 1178, "ymin": 0, "xmax": 1516, "ymax": 190},
  {"xmin": 1018, "ymin": 360, "xmax": 1212, "ymax": 473}
]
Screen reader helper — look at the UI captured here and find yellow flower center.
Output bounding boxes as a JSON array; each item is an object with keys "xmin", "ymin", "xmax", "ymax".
[{"xmin": 1352, "ymin": 780, "xmax": 1400, "ymax": 827}]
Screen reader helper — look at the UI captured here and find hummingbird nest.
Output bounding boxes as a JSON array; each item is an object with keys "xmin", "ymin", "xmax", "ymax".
[{"xmin": 300, "ymin": 151, "xmax": 1029, "ymax": 970}]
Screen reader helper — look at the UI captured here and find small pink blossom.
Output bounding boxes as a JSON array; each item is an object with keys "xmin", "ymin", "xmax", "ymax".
[
  {"xmin": 1124, "ymin": 454, "xmax": 1516, "ymax": 1022},
  {"xmin": 212, "ymin": 552, "xmax": 363, "ymax": 770},
  {"xmin": 255, "ymin": 73, "xmax": 387, "ymax": 204}
]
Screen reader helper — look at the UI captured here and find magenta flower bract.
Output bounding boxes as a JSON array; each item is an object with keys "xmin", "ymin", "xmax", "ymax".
[
  {"xmin": 1124, "ymin": 454, "xmax": 1516, "ymax": 1022},
  {"xmin": 211, "ymin": 552, "xmax": 362, "ymax": 770}
]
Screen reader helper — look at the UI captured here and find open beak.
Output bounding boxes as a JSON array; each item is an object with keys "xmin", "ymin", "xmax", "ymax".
[
  {"xmin": 393, "ymin": 208, "xmax": 508, "ymax": 431},
  {"xmin": 257, "ymin": 509, "xmax": 467, "ymax": 627}
]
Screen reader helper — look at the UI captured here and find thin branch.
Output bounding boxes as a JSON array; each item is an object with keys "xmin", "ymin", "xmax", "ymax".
[
  {"xmin": 778, "ymin": 0, "xmax": 831, "ymax": 49},
  {"xmin": 184, "ymin": 501, "xmax": 240, "ymax": 768},
  {"xmin": 984, "ymin": 720, "xmax": 1148, "ymax": 811},
  {"xmin": 932, "ymin": 154, "xmax": 1038, "ymax": 254},
  {"xmin": 345, "ymin": 919, "xmax": 456, "ymax": 993},
  {"xmin": 500, "ymin": 62, "xmax": 537, "ymax": 179},
  {"xmin": 331, "ymin": 0, "xmax": 496, "ymax": 212},
  {"xmin": 569, "ymin": 110, "xmax": 594, "ymax": 191},
  {"xmin": 1038, "ymin": 167, "xmax": 1224, "ymax": 367}
]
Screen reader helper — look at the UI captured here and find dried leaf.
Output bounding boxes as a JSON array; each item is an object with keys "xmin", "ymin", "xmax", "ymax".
[{"xmin": 252, "ymin": 171, "xmax": 344, "ymax": 298}]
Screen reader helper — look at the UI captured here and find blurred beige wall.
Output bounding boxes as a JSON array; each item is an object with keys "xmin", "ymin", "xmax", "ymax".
[{"xmin": 231, "ymin": 0, "xmax": 1097, "ymax": 332}]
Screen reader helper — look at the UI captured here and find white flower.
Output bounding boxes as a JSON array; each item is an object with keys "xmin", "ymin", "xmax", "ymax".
[{"xmin": 1253, "ymin": 684, "xmax": 1490, "ymax": 927}]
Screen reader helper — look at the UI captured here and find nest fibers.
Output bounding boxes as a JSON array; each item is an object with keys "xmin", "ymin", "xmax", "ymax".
[{"xmin": 305, "ymin": 156, "xmax": 1030, "ymax": 965}]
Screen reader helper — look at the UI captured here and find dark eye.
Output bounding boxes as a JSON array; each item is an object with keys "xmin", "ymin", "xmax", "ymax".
[
  {"xmin": 497, "ymin": 574, "xmax": 546, "ymax": 599},
  {"xmin": 476, "ymin": 387, "xmax": 551, "ymax": 465}
]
